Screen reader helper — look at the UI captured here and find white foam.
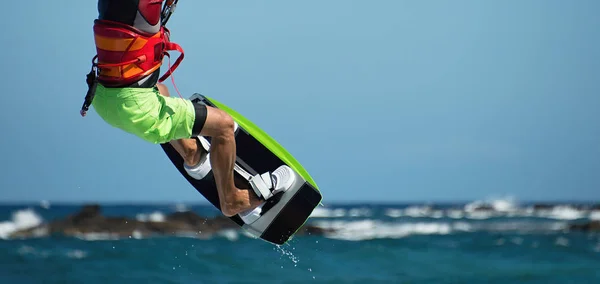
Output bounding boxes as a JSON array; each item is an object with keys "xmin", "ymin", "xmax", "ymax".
[
  {"xmin": 218, "ymin": 229, "xmax": 239, "ymax": 241},
  {"xmin": 536, "ymin": 206, "xmax": 585, "ymax": 220},
  {"xmin": 466, "ymin": 211, "xmax": 495, "ymax": 220},
  {"xmin": 74, "ymin": 232, "xmax": 120, "ymax": 241},
  {"xmin": 431, "ymin": 211, "xmax": 444, "ymax": 219},
  {"xmin": 403, "ymin": 205, "xmax": 433, "ymax": 218},
  {"xmin": 447, "ymin": 210, "xmax": 464, "ymax": 219},
  {"xmin": 136, "ymin": 211, "xmax": 166, "ymax": 222},
  {"xmin": 313, "ymin": 220, "xmax": 468, "ymax": 241},
  {"xmin": 309, "ymin": 207, "xmax": 346, "ymax": 218},
  {"xmin": 132, "ymin": 230, "xmax": 143, "ymax": 239},
  {"xmin": 384, "ymin": 207, "xmax": 444, "ymax": 219},
  {"xmin": 67, "ymin": 249, "xmax": 88, "ymax": 259},
  {"xmin": 313, "ymin": 219, "xmax": 570, "ymax": 240},
  {"xmin": 0, "ymin": 209, "xmax": 43, "ymax": 239},
  {"xmin": 348, "ymin": 208, "xmax": 372, "ymax": 217},
  {"xmin": 453, "ymin": 222, "xmax": 473, "ymax": 232},
  {"xmin": 490, "ymin": 197, "xmax": 518, "ymax": 212},
  {"xmin": 384, "ymin": 209, "xmax": 403, "ymax": 218},
  {"xmin": 589, "ymin": 210, "xmax": 600, "ymax": 221}
]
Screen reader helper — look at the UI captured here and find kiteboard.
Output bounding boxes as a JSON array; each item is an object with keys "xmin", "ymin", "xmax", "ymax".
[{"xmin": 160, "ymin": 94, "xmax": 323, "ymax": 245}]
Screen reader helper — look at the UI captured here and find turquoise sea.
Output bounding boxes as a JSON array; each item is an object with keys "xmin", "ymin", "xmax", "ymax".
[{"xmin": 1, "ymin": 200, "xmax": 599, "ymax": 283}]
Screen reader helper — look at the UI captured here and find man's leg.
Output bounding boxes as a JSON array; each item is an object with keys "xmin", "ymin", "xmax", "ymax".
[
  {"xmin": 199, "ymin": 106, "xmax": 264, "ymax": 216},
  {"xmin": 156, "ymin": 84, "xmax": 262, "ymax": 217}
]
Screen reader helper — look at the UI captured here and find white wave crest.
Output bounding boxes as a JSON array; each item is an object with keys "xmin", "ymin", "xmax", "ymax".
[
  {"xmin": 465, "ymin": 196, "xmax": 518, "ymax": 213},
  {"xmin": 136, "ymin": 211, "xmax": 166, "ymax": 222},
  {"xmin": 310, "ymin": 207, "xmax": 346, "ymax": 218},
  {"xmin": 313, "ymin": 220, "xmax": 472, "ymax": 241},
  {"xmin": 590, "ymin": 211, "xmax": 600, "ymax": 221},
  {"xmin": 0, "ymin": 209, "xmax": 44, "ymax": 239},
  {"xmin": 384, "ymin": 209, "xmax": 403, "ymax": 218},
  {"xmin": 384, "ymin": 206, "xmax": 444, "ymax": 219},
  {"xmin": 535, "ymin": 206, "xmax": 586, "ymax": 220},
  {"xmin": 348, "ymin": 208, "xmax": 372, "ymax": 217},
  {"xmin": 312, "ymin": 219, "xmax": 569, "ymax": 241},
  {"xmin": 74, "ymin": 232, "xmax": 121, "ymax": 241}
]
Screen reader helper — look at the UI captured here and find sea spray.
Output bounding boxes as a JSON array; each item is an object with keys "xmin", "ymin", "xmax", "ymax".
[
  {"xmin": 0, "ymin": 209, "xmax": 43, "ymax": 239},
  {"xmin": 274, "ymin": 244, "xmax": 300, "ymax": 268}
]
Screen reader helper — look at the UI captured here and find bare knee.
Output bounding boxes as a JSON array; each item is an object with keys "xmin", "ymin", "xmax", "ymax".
[
  {"xmin": 170, "ymin": 139, "xmax": 201, "ymax": 166},
  {"xmin": 201, "ymin": 106, "xmax": 237, "ymax": 138},
  {"xmin": 213, "ymin": 110, "xmax": 236, "ymax": 138},
  {"xmin": 181, "ymin": 143, "xmax": 198, "ymax": 163}
]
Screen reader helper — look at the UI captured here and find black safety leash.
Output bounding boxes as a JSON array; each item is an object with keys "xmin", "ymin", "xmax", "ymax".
[
  {"xmin": 161, "ymin": 0, "xmax": 179, "ymax": 26},
  {"xmin": 80, "ymin": 58, "xmax": 98, "ymax": 117}
]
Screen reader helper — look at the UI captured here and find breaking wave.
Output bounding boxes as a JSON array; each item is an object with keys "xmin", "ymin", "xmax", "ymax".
[{"xmin": 0, "ymin": 209, "xmax": 44, "ymax": 239}]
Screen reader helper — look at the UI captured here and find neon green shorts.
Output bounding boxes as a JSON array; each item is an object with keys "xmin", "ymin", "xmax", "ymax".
[{"xmin": 91, "ymin": 84, "xmax": 207, "ymax": 144}]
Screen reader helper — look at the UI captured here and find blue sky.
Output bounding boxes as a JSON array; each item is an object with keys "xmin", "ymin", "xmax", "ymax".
[{"xmin": 1, "ymin": 0, "xmax": 599, "ymax": 204}]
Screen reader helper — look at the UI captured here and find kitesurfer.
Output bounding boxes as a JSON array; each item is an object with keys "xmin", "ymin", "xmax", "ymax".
[{"xmin": 79, "ymin": 0, "xmax": 294, "ymax": 223}]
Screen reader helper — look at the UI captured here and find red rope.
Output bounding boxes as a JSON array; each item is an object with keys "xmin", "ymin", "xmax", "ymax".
[{"xmin": 166, "ymin": 54, "xmax": 183, "ymax": 99}]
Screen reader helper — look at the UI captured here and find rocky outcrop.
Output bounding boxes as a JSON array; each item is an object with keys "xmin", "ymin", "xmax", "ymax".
[
  {"xmin": 568, "ymin": 221, "xmax": 600, "ymax": 232},
  {"xmin": 9, "ymin": 204, "xmax": 327, "ymax": 239}
]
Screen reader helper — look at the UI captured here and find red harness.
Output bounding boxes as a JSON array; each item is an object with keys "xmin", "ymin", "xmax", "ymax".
[
  {"xmin": 80, "ymin": 0, "xmax": 183, "ymax": 117},
  {"xmin": 91, "ymin": 19, "xmax": 184, "ymax": 87}
]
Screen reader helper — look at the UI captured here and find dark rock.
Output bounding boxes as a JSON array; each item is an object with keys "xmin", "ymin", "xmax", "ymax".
[
  {"xmin": 9, "ymin": 204, "xmax": 329, "ymax": 240},
  {"xmin": 532, "ymin": 204, "xmax": 555, "ymax": 210},
  {"xmin": 470, "ymin": 204, "xmax": 495, "ymax": 211},
  {"xmin": 568, "ymin": 221, "xmax": 600, "ymax": 232}
]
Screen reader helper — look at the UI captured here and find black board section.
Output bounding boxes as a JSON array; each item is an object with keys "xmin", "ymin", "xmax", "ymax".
[{"xmin": 261, "ymin": 183, "xmax": 323, "ymax": 244}]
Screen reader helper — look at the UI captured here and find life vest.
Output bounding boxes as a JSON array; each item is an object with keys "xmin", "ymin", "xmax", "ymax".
[{"xmin": 91, "ymin": 19, "xmax": 184, "ymax": 87}]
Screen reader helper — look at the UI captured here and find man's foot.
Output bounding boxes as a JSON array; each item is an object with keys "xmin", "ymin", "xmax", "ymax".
[{"xmin": 239, "ymin": 165, "xmax": 296, "ymax": 224}]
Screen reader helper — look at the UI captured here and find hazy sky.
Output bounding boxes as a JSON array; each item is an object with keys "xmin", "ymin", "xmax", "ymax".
[{"xmin": 1, "ymin": 0, "xmax": 599, "ymax": 204}]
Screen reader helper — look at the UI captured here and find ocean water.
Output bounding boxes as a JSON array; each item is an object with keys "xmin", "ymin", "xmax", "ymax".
[{"xmin": 1, "ymin": 199, "xmax": 600, "ymax": 284}]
